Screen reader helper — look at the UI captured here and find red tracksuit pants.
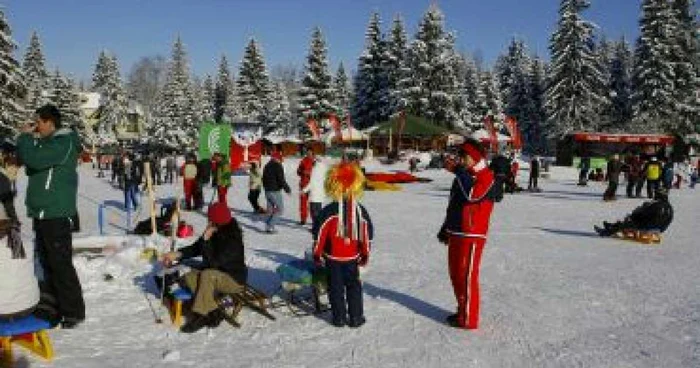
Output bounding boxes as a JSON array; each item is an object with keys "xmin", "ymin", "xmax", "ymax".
[
  {"xmin": 299, "ymin": 192, "xmax": 309, "ymax": 223},
  {"xmin": 448, "ymin": 236, "xmax": 486, "ymax": 329},
  {"xmin": 184, "ymin": 179, "xmax": 195, "ymax": 209},
  {"xmin": 217, "ymin": 186, "xmax": 228, "ymax": 205}
]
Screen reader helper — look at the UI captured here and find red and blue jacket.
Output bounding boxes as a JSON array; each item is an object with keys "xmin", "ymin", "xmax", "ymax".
[
  {"xmin": 441, "ymin": 162, "xmax": 497, "ymax": 240},
  {"xmin": 312, "ymin": 199, "xmax": 374, "ymax": 262}
]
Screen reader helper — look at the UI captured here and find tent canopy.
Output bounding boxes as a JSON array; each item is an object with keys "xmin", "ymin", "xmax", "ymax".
[
  {"xmin": 323, "ymin": 127, "xmax": 368, "ymax": 144},
  {"xmin": 374, "ymin": 115, "xmax": 450, "ymax": 136},
  {"xmin": 471, "ymin": 129, "xmax": 513, "ymax": 142},
  {"xmin": 263, "ymin": 135, "xmax": 302, "ymax": 145}
]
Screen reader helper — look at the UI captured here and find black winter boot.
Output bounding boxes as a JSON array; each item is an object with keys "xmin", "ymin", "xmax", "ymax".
[
  {"xmin": 206, "ymin": 309, "xmax": 225, "ymax": 328},
  {"xmin": 180, "ymin": 313, "xmax": 209, "ymax": 333}
]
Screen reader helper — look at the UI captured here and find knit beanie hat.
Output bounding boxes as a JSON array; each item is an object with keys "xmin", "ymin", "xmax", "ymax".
[{"xmin": 207, "ymin": 202, "xmax": 232, "ymax": 225}]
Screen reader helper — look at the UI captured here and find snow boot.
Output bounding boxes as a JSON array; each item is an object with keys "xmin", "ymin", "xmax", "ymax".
[
  {"xmin": 206, "ymin": 309, "xmax": 225, "ymax": 328},
  {"xmin": 594, "ymin": 225, "xmax": 612, "ymax": 237},
  {"xmin": 180, "ymin": 313, "xmax": 209, "ymax": 333},
  {"xmin": 445, "ymin": 313, "xmax": 458, "ymax": 326},
  {"xmin": 348, "ymin": 316, "xmax": 366, "ymax": 328}
]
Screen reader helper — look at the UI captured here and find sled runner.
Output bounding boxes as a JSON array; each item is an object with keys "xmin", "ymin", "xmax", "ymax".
[
  {"xmin": 613, "ymin": 229, "xmax": 662, "ymax": 244},
  {"xmin": 0, "ymin": 315, "xmax": 54, "ymax": 366},
  {"xmin": 272, "ymin": 260, "xmax": 329, "ymax": 316}
]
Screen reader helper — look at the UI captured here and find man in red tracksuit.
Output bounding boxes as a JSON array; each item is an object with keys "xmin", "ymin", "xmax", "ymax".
[
  {"xmin": 297, "ymin": 149, "xmax": 315, "ymax": 225},
  {"xmin": 438, "ymin": 138, "xmax": 497, "ymax": 330}
]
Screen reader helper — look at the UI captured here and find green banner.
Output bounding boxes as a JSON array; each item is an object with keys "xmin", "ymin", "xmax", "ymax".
[{"xmin": 198, "ymin": 122, "xmax": 232, "ymax": 160}]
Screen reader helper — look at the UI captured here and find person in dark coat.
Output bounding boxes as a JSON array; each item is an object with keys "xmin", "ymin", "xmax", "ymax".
[
  {"xmin": 625, "ymin": 154, "xmax": 644, "ymax": 198},
  {"xmin": 578, "ymin": 155, "xmax": 591, "ymax": 186},
  {"xmin": 488, "ymin": 153, "xmax": 510, "ymax": 200},
  {"xmin": 595, "ymin": 188, "xmax": 673, "ymax": 237},
  {"xmin": 528, "ymin": 156, "xmax": 540, "ymax": 191},
  {"xmin": 262, "ymin": 151, "xmax": 291, "ymax": 233},
  {"xmin": 161, "ymin": 202, "xmax": 247, "ymax": 333},
  {"xmin": 603, "ymin": 154, "xmax": 623, "ymax": 201}
]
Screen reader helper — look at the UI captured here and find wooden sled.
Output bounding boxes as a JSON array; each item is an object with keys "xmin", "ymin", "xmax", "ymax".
[{"xmin": 613, "ymin": 229, "xmax": 662, "ymax": 245}]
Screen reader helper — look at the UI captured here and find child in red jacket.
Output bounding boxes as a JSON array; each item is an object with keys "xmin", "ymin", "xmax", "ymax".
[{"xmin": 312, "ymin": 162, "xmax": 374, "ymax": 327}]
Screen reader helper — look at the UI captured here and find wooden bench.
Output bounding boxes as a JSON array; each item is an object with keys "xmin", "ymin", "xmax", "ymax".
[{"xmin": 0, "ymin": 316, "xmax": 54, "ymax": 366}]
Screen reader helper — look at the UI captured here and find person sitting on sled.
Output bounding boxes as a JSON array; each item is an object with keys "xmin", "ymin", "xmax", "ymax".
[
  {"xmin": 594, "ymin": 187, "xmax": 674, "ymax": 239},
  {"xmin": 312, "ymin": 162, "xmax": 374, "ymax": 328},
  {"xmin": 161, "ymin": 202, "xmax": 247, "ymax": 333}
]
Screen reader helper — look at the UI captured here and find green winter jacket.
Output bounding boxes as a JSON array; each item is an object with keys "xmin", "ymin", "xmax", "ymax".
[
  {"xmin": 217, "ymin": 163, "xmax": 232, "ymax": 187},
  {"xmin": 17, "ymin": 128, "xmax": 80, "ymax": 220}
]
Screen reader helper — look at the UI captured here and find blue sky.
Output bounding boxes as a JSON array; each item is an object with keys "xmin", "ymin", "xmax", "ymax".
[{"xmin": 3, "ymin": 0, "xmax": 641, "ymax": 81}]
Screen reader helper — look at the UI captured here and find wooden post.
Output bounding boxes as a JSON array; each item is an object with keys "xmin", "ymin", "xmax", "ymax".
[{"xmin": 143, "ymin": 162, "xmax": 157, "ymax": 236}]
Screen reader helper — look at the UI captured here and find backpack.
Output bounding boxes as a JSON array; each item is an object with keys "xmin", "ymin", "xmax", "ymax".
[{"xmin": 647, "ymin": 163, "xmax": 661, "ymax": 180}]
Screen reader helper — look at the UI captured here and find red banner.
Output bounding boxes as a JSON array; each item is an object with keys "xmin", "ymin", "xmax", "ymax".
[
  {"xmin": 329, "ymin": 113, "xmax": 342, "ymax": 142},
  {"xmin": 483, "ymin": 115, "xmax": 499, "ymax": 153},
  {"xmin": 504, "ymin": 115, "xmax": 523, "ymax": 150},
  {"xmin": 306, "ymin": 117, "xmax": 320, "ymax": 140}
]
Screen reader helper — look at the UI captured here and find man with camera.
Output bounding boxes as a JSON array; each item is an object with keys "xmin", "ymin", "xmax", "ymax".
[{"xmin": 17, "ymin": 104, "xmax": 84, "ymax": 329}]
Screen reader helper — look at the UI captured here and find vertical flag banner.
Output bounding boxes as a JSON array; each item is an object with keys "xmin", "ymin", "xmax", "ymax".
[
  {"xmin": 484, "ymin": 115, "xmax": 499, "ymax": 153},
  {"xmin": 329, "ymin": 114, "xmax": 342, "ymax": 142},
  {"xmin": 504, "ymin": 115, "xmax": 522, "ymax": 150},
  {"xmin": 306, "ymin": 117, "xmax": 320, "ymax": 140},
  {"xmin": 198, "ymin": 122, "xmax": 232, "ymax": 160}
]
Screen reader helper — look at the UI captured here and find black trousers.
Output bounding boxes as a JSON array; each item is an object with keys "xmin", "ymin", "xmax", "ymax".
[
  {"xmin": 604, "ymin": 181, "xmax": 618, "ymax": 199},
  {"xmin": 647, "ymin": 180, "xmax": 660, "ymax": 199},
  {"xmin": 248, "ymin": 189, "xmax": 263, "ymax": 212},
  {"xmin": 528, "ymin": 174, "xmax": 538, "ymax": 189},
  {"xmin": 34, "ymin": 217, "xmax": 85, "ymax": 321},
  {"xmin": 327, "ymin": 260, "xmax": 363, "ymax": 324},
  {"xmin": 310, "ymin": 202, "xmax": 323, "ymax": 229},
  {"xmin": 626, "ymin": 177, "xmax": 644, "ymax": 197}
]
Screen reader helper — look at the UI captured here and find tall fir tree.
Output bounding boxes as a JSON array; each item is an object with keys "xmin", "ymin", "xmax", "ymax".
[
  {"xmin": 462, "ymin": 54, "xmax": 482, "ymax": 130},
  {"xmin": 91, "ymin": 51, "xmax": 111, "ymax": 92},
  {"xmin": 0, "ymin": 9, "xmax": 26, "ymax": 135},
  {"xmin": 605, "ymin": 38, "xmax": 634, "ymax": 131},
  {"xmin": 333, "ymin": 62, "xmax": 352, "ymax": 117},
  {"xmin": 214, "ymin": 55, "xmax": 236, "ymax": 123},
  {"xmin": 526, "ymin": 57, "xmax": 548, "ymax": 153},
  {"xmin": 200, "ymin": 74, "xmax": 215, "ymax": 122},
  {"xmin": 298, "ymin": 27, "xmax": 336, "ymax": 123},
  {"xmin": 670, "ymin": 0, "xmax": 699, "ymax": 133},
  {"xmin": 22, "ymin": 31, "xmax": 48, "ymax": 113},
  {"xmin": 545, "ymin": 0, "xmax": 606, "ymax": 137},
  {"xmin": 236, "ymin": 38, "xmax": 273, "ymax": 125},
  {"xmin": 49, "ymin": 69, "xmax": 88, "ymax": 141},
  {"xmin": 385, "ymin": 15, "xmax": 409, "ymax": 115},
  {"xmin": 632, "ymin": 0, "xmax": 678, "ymax": 133},
  {"xmin": 595, "ymin": 37, "xmax": 614, "ymax": 130},
  {"xmin": 268, "ymin": 81, "xmax": 293, "ymax": 134},
  {"xmin": 495, "ymin": 39, "xmax": 530, "ymax": 104},
  {"xmin": 152, "ymin": 37, "xmax": 199, "ymax": 146},
  {"xmin": 352, "ymin": 12, "xmax": 390, "ymax": 128},
  {"xmin": 96, "ymin": 55, "xmax": 127, "ymax": 139},
  {"xmin": 477, "ymin": 70, "xmax": 503, "ymax": 120},
  {"xmin": 401, "ymin": 4, "xmax": 461, "ymax": 127}
]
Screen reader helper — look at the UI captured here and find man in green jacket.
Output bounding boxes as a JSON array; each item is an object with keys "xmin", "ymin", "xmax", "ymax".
[{"xmin": 17, "ymin": 104, "xmax": 84, "ymax": 329}]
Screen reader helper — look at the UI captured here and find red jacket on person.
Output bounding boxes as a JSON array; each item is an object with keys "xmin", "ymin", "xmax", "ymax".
[
  {"xmin": 297, "ymin": 156, "xmax": 314, "ymax": 188},
  {"xmin": 312, "ymin": 199, "xmax": 374, "ymax": 263},
  {"xmin": 441, "ymin": 162, "xmax": 496, "ymax": 239}
]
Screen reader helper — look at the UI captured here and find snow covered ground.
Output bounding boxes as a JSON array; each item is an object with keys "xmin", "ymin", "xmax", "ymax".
[{"xmin": 9, "ymin": 158, "xmax": 700, "ymax": 368}]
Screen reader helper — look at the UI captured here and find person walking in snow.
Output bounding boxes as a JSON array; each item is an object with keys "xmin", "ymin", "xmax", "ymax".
[
  {"xmin": 262, "ymin": 151, "xmax": 291, "ymax": 233},
  {"xmin": 17, "ymin": 104, "xmax": 85, "ymax": 328},
  {"xmin": 625, "ymin": 154, "xmax": 644, "ymax": 198},
  {"xmin": 183, "ymin": 155, "xmax": 198, "ymax": 210},
  {"xmin": 312, "ymin": 162, "xmax": 374, "ymax": 328},
  {"xmin": 643, "ymin": 157, "xmax": 663, "ymax": 199},
  {"xmin": 302, "ymin": 157, "xmax": 329, "ymax": 229},
  {"xmin": 528, "ymin": 155, "xmax": 540, "ymax": 192},
  {"xmin": 437, "ymin": 138, "xmax": 498, "ymax": 330},
  {"xmin": 123, "ymin": 153, "xmax": 142, "ymax": 211},
  {"xmin": 603, "ymin": 154, "xmax": 623, "ymax": 201},
  {"xmin": 165, "ymin": 154, "xmax": 177, "ymax": 184},
  {"xmin": 247, "ymin": 162, "xmax": 265, "ymax": 214},
  {"xmin": 297, "ymin": 149, "xmax": 315, "ymax": 225},
  {"xmin": 161, "ymin": 202, "xmax": 247, "ymax": 333},
  {"xmin": 214, "ymin": 155, "xmax": 231, "ymax": 206}
]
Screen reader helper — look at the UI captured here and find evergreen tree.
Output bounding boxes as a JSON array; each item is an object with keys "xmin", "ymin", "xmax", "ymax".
[
  {"xmin": 96, "ymin": 55, "xmax": 127, "ymax": 139},
  {"xmin": 605, "ymin": 38, "xmax": 634, "ymax": 131},
  {"xmin": 0, "ymin": 9, "xmax": 26, "ymax": 135},
  {"xmin": 214, "ymin": 55, "xmax": 236, "ymax": 123},
  {"xmin": 236, "ymin": 38, "xmax": 273, "ymax": 125},
  {"xmin": 477, "ymin": 70, "xmax": 503, "ymax": 119},
  {"xmin": 462, "ymin": 54, "xmax": 482, "ymax": 130},
  {"xmin": 526, "ymin": 57, "xmax": 548, "ymax": 153},
  {"xmin": 545, "ymin": 0, "xmax": 606, "ymax": 137},
  {"xmin": 152, "ymin": 37, "xmax": 199, "ymax": 146},
  {"xmin": 670, "ymin": 0, "xmax": 699, "ymax": 133},
  {"xmin": 401, "ymin": 4, "xmax": 460, "ymax": 127},
  {"xmin": 385, "ymin": 15, "xmax": 409, "ymax": 115},
  {"xmin": 333, "ymin": 62, "xmax": 352, "ymax": 117},
  {"xmin": 22, "ymin": 31, "xmax": 48, "ymax": 113},
  {"xmin": 595, "ymin": 37, "xmax": 614, "ymax": 130},
  {"xmin": 269, "ymin": 81, "xmax": 293, "ymax": 134},
  {"xmin": 200, "ymin": 74, "xmax": 215, "ymax": 121},
  {"xmin": 632, "ymin": 0, "xmax": 678, "ymax": 133},
  {"xmin": 352, "ymin": 12, "xmax": 390, "ymax": 128},
  {"xmin": 298, "ymin": 27, "xmax": 336, "ymax": 122},
  {"xmin": 91, "ymin": 51, "xmax": 111, "ymax": 92},
  {"xmin": 49, "ymin": 69, "xmax": 89, "ymax": 141}
]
